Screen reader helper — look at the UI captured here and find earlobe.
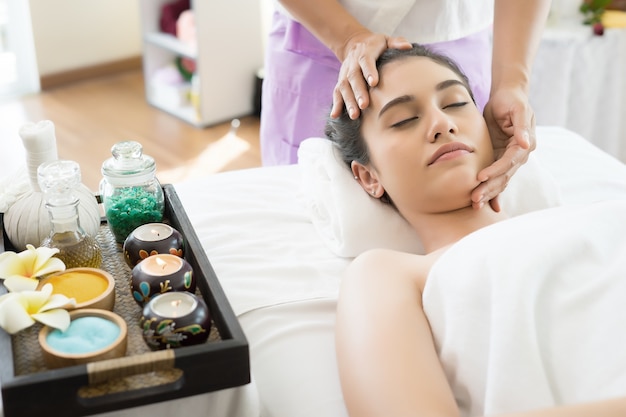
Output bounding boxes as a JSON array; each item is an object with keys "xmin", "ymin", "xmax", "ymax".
[{"xmin": 351, "ymin": 161, "xmax": 383, "ymax": 198}]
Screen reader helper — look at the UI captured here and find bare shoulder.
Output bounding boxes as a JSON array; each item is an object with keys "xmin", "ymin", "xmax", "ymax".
[{"xmin": 347, "ymin": 248, "xmax": 442, "ymax": 292}]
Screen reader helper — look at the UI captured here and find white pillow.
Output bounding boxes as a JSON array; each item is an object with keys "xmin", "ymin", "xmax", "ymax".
[
  {"xmin": 530, "ymin": 127, "xmax": 626, "ymax": 206},
  {"xmin": 297, "ymin": 134, "xmax": 562, "ymax": 258}
]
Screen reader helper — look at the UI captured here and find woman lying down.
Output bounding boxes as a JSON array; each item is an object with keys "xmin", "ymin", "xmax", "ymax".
[{"xmin": 327, "ymin": 44, "xmax": 626, "ymax": 417}]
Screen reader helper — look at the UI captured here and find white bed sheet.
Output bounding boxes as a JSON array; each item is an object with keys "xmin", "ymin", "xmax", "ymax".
[{"xmin": 175, "ymin": 166, "xmax": 350, "ymax": 317}]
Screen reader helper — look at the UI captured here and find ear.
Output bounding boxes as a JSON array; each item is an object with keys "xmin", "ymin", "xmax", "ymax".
[{"xmin": 351, "ymin": 161, "xmax": 384, "ymax": 199}]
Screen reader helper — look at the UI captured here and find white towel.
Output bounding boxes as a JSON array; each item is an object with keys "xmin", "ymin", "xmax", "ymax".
[{"xmin": 424, "ymin": 200, "xmax": 626, "ymax": 416}]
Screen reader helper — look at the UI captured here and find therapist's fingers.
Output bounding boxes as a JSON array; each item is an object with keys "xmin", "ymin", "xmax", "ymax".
[
  {"xmin": 387, "ymin": 36, "xmax": 413, "ymax": 50},
  {"xmin": 471, "ymin": 133, "xmax": 531, "ymax": 210},
  {"xmin": 489, "ymin": 194, "xmax": 502, "ymax": 212},
  {"xmin": 331, "ymin": 32, "xmax": 385, "ymax": 119},
  {"xmin": 331, "ymin": 34, "xmax": 412, "ymax": 119},
  {"xmin": 482, "ymin": 128, "xmax": 533, "ymax": 178},
  {"xmin": 475, "ymin": 89, "xmax": 537, "ymax": 210},
  {"xmin": 364, "ymin": 36, "xmax": 413, "ymax": 89},
  {"xmin": 332, "ymin": 66, "xmax": 369, "ymax": 120},
  {"xmin": 471, "ymin": 164, "xmax": 511, "ymax": 212},
  {"xmin": 472, "ymin": 193, "xmax": 502, "ymax": 212}
]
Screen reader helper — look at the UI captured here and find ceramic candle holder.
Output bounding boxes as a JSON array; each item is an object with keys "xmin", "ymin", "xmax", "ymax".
[
  {"xmin": 140, "ymin": 292, "xmax": 211, "ymax": 350},
  {"xmin": 39, "ymin": 309, "xmax": 128, "ymax": 369},
  {"xmin": 123, "ymin": 223, "xmax": 184, "ymax": 269},
  {"xmin": 37, "ymin": 267, "xmax": 116, "ymax": 311},
  {"xmin": 131, "ymin": 253, "xmax": 195, "ymax": 306}
]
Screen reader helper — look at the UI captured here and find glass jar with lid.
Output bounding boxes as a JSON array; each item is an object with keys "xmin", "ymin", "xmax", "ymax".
[{"xmin": 100, "ymin": 141, "xmax": 164, "ymax": 244}]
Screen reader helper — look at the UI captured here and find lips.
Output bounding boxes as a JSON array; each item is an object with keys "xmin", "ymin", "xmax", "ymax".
[{"xmin": 427, "ymin": 142, "xmax": 473, "ymax": 165}]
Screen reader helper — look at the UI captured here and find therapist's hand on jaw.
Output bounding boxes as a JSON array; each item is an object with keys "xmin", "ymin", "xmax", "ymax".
[
  {"xmin": 472, "ymin": 85, "xmax": 536, "ymax": 211},
  {"xmin": 330, "ymin": 32, "xmax": 412, "ymax": 120}
]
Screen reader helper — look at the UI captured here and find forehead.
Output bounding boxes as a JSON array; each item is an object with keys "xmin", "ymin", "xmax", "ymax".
[{"xmin": 372, "ymin": 56, "xmax": 463, "ymax": 99}]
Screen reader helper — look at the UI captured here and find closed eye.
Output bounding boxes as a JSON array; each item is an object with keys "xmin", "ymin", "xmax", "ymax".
[
  {"xmin": 444, "ymin": 102, "xmax": 468, "ymax": 109},
  {"xmin": 391, "ymin": 116, "xmax": 419, "ymax": 128}
]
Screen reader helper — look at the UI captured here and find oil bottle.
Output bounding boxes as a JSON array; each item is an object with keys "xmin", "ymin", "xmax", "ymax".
[{"xmin": 38, "ymin": 160, "xmax": 103, "ymax": 268}]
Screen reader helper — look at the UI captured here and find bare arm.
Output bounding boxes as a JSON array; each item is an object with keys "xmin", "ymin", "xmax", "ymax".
[
  {"xmin": 473, "ymin": 0, "xmax": 551, "ymax": 211},
  {"xmin": 499, "ymin": 398, "xmax": 626, "ymax": 417},
  {"xmin": 491, "ymin": 0, "xmax": 551, "ymax": 95},
  {"xmin": 277, "ymin": 0, "xmax": 367, "ymax": 60},
  {"xmin": 277, "ymin": 0, "xmax": 411, "ymax": 119},
  {"xmin": 335, "ymin": 249, "xmax": 459, "ymax": 417}
]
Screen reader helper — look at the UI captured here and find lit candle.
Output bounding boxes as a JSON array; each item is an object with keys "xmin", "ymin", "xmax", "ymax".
[
  {"xmin": 123, "ymin": 223, "xmax": 184, "ymax": 268},
  {"xmin": 141, "ymin": 292, "xmax": 211, "ymax": 350},
  {"xmin": 150, "ymin": 292, "xmax": 197, "ymax": 318},
  {"xmin": 140, "ymin": 254, "xmax": 183, "ymax": 276},
  {"xmin": 46, "ymin": 316, "xmax": 120, "ymax": 354},
  {"xmin": 133, "ymin": 223, "xmax": 175, "ymax": 241},
  {"xmin": 131, "ymin": 254, "xmax": 195, "ymax": 306}
]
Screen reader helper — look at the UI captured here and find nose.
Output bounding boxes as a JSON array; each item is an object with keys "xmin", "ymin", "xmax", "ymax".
[{"xmin": 427, "ymin": 108, "xmax": 457, "ymax": 142}]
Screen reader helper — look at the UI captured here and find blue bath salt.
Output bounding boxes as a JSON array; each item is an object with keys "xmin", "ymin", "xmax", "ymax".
[{"xmin": 46, "ymin": 317, "xmax": 120, "ymax": 354}]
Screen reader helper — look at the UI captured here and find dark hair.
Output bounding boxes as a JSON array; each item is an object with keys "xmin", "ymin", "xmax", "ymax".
[{"xmin": 324, "ymin": 44, "xmax": 474, "ymax": 204}]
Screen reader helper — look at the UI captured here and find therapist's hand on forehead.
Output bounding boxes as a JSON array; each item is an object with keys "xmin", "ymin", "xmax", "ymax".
[{"xmin": 329, "ymin": 31, "xmax": 412, "ymax": 120}]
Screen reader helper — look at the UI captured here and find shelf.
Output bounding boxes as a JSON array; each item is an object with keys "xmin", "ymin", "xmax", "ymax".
[
  {"xmin": 147, "ymin": 94, "xmax": 202, "ymax": 127},
  {"xmin": 139, "ymin": 0, "xmax": 264, "ymax": 127},
  {"xmin": 144, "ymin": 32, "xmax": 197, "ymax": 59},
  {"xmin": 145, "ymin": 71, "xmax": 203, "ymax": 126}
]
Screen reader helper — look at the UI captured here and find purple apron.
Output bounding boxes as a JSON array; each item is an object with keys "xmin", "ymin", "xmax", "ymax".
[{"xmin": 260, "ymin": 12, "xmax": 492, "ymax": 166}]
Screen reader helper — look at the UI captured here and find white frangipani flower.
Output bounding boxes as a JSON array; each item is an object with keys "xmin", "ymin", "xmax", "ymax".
[
  {"xmin": 0, "ymin": 283, "xmax": 76, "ymax": 334},
  {"xmin": 0, "ymin": 244, "xmax": 66, "ymax": 291}
]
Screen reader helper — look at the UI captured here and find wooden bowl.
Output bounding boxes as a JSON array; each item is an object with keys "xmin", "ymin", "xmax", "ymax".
[
  {"xmin": 39, "ymin": 309, "xmax": 128, "ymax": 369},
  {"xmin": 37, "ymin": 267, "xmax": 116, "ymax": 311}
]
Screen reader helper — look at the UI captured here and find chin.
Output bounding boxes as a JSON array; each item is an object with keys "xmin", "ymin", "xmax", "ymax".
[{"xmin": 436, "ymin": 180, "xmax": 480, "ymax": 210}]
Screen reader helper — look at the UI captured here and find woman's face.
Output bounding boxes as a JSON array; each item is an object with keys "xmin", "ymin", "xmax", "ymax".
[{"xmin": 357, "ymin": 56, "xmax": 494, "ymax": 215}]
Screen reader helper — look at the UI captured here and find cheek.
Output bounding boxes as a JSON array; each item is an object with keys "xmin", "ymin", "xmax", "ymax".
[
  {"xmin": 475, "ymin": 123, "xmax": 494, "ymax": 166},
  {"xmin": 377, "ymin": 156, "xmax": 427, "ymax": 206},
  {"xmin": 480, "ymin": 139, "xmax": 494, "ymax": 167}
]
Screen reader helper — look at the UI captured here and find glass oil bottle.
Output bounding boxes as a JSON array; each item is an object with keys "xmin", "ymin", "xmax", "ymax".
[{"xmin": 38, "ymin": 160, "xmax": 103, "ymax": 268}]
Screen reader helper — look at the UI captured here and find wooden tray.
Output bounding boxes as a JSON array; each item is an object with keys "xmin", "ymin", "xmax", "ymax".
[{"xmin": 0, "ymin": 185, "xmax": 250, "ymax": 416}]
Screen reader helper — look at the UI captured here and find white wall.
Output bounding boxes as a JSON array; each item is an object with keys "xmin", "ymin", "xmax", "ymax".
[
  {"xmin": 28, "ymin": 0, "xmax": 142, "ymax": 76},
  {"xmin": 260, "ymin": 0, "xmax": 274, "ymax": 54}
]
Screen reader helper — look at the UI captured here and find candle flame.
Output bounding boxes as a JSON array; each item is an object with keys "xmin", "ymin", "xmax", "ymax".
[
  {"xmin": 170, "ymin": 299, "xmax": 182, "ymax": 317},
  {"xmin": 155, "ymin": 256, "xmax": 167, "ymax": 270}
]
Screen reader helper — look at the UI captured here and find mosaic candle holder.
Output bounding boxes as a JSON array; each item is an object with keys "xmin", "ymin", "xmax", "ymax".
[
  {"xmin": 131, "ymin": 253, "xmax": 195, "ymax": 306},
  {"xmin": 140, "ymin": 292, "xmax": 211, "ymax": 350},
  {"xmin": 123, "ymin": 222, "xmax": 184, "ymax": 269}
]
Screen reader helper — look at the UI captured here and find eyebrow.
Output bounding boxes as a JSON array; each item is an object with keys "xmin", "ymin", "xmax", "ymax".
[{"xmin": 377, "ymin": 79, "xmax": 468, "ymax": 119}]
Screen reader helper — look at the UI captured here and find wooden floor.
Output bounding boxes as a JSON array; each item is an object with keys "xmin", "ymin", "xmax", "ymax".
[{"xmin": 0, "ymin": 69, "xmax": 262, "ymax": 192}]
